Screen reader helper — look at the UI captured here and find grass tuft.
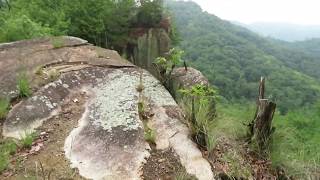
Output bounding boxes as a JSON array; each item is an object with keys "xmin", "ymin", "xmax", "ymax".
[
  {"xmin": 47, "ymin": 69, "xmax": 60, "ymax": 82},
  {"xmin": 35, "ymin": 66, "xmax": 44, "ymax": 76},
  {"xmin": 21, "ymin": 132, "xmax": 37, "ymax": 149},
  {"xmin": 144, "ymin": 125, "xmax": 156, "ymax": 144},
  {"xmin": 17, "ymin": 73, "xmax": 31, "ymax": 97},
  {"xmin": 0, "ymin": 139, "xmax": 17, "ymax": 173},
  {"xmin": 51, "ymin": 37, "xmax": 64, "ymax": 49},
  {"xmin": 0, "ymin": 98, "xmax": 10, "ymax": 119}
]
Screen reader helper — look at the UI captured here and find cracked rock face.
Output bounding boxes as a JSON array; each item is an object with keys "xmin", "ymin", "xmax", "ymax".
[{"xmin": 1, "ymin": 37, "xmax": 214, "ymax": 180}]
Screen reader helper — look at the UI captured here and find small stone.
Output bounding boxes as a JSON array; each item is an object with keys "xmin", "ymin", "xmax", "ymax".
[
  {"xmin": 62, "ymin": 84, "xmax": 69, "ymax": 89},
  {"xmin": 73, "ymin": 98, "xmax": 79, "ymax": 103},
  {"xmin": 40, "ymin": 132, "xmax": 47, "ymax": 136},
  {"xmin": 158, "ymin": 159, "xmax": 165, "ymax": 163}
]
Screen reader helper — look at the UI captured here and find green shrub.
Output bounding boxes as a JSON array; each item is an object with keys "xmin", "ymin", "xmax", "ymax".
[
  {"xmin": 17, "ymin": 73, "xmax": 31, "ymax": 97},
  {"xmin": 0, "ymin": 98, "xmax": 10, "ymax": 119}
]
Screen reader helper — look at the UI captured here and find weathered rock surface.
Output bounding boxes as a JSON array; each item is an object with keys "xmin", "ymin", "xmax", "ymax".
[
  {"xmin": 0, "ymin": 36, "xmax": 133, "ymax": 99},
  {"xmin": 127, "ymin": 28, "xmax": 171, "ymax": 77},
  {"xmin": 1, "ymin": 37, "xmax": 214, "ymax": 180},
  {"xmin": 169, "ymin": 67, "xmax": 210, "ymax": 100}
]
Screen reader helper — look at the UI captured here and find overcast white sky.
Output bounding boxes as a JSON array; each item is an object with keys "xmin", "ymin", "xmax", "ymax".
[{"xmin": 191, "ymin": 0, "xmax": 320, "ymax": 25}]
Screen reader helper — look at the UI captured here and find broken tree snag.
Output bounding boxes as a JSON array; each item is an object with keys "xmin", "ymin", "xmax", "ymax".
[
  {"xmin": 249, "ymin": 77, "xmax": 276, "ymax": 154},
  {"xmin": 249, "ymin": 77, "xmax": 266, "ymax": 137}
]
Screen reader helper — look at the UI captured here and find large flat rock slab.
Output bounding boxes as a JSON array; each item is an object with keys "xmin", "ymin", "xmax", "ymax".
[{"xmin": 0, "ymin": 36, "xmax": 133, "ymax": 98}]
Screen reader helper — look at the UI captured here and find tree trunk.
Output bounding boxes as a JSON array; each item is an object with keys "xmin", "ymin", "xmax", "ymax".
[{"xmin": 249, "ymin": 77, "xmax": 276, "ymax": 154}]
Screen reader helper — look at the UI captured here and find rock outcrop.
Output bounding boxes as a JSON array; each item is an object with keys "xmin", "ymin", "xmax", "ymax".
[
  {"xmin": 127, "ymin": 28, "xmax": 171, "ymax": 77},
  {"xmin": 0, "ymin": 37, "xmax": 214, "ymax": 180}
]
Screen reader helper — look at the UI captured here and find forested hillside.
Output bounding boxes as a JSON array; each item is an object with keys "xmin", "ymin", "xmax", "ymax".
[
  {"xmin": 166, "ymin": 1, "xmax": 320, "ymax": 177},
  {"xmin": 166, "ymin": 0, "xmax": 320, "ymax": 114}
]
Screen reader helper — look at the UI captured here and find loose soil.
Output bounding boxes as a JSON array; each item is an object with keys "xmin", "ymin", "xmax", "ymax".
[
  {"xmin": 142, "ymin": 148, "xmax": 196, "ymax": 180},
  {"xmin": 0, "ymin": 91, "xmax": 88, "ymax": 180}
]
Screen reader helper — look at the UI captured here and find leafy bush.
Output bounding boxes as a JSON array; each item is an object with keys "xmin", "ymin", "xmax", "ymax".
[
  {"xmin": 154, "ymin": 48, "xmax": 184, "ymax": 85},
  {"xmin": 17, "ymin": 73, "xmax": 31, "ymax": 97}
]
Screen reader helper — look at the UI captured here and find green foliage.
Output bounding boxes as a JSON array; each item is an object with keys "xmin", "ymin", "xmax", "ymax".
[
  {"xmin": 179, "ymin": 84, "xmax": 218, "ymax": 98},
  {"xmin": 0, "ymin": 152, "xmax": 9, "ymax": 173},
  {"xmin": 135, "ymin": 0, "xmax": 163, "ymax": 28},
  {"xmin": 21, "ymin": 132, "xmax": 37, "ymax": 149},
  {"xmin": 0, "ymin": 98, "xmax": 10, "ymax": 119},
  {"xmin": 144, "ymin": 125, "xmax": 156, "ymax": 144},
  {"xmin": 0, "ymin": 139, "xmax": 17, "ymax": 173},
  {"xmin": 17, "ymin": 73, "xmax": 31, "ymax": 97},
  {"xmin": 166, "ymin": 1, "xmax": 320, "ymax": 114},
  {"xmin": 0, "ymin": 14, "xmax": 51, "ymax": 43},
  {"xmin": 179, "ymin": 84, "xmax": 218, "ymax": 150},
  {"xmin": 154, "ymin": 48, "xmax": 184, "ymax": 80}
]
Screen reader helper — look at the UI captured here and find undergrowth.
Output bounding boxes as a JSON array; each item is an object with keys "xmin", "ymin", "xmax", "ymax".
[
  {"xmin": 0, "ymin": 98, "xmax": 10, "ymax": 120},
  {"xmin": 179, "ymin": 84, "xmax": 218, "ymax": 151},
  {"xmin": 0, "ymin": 139, "xmax": 17, "ymax": 173},
  {"xmin": 17, "ymin": 73, "xmax": 31, "ymax": 97}
]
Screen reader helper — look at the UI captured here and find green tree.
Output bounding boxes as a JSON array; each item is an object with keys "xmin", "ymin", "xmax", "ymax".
[{"xmin": 135, "ymin": 0, "xmax": 163, "ymax": 27}]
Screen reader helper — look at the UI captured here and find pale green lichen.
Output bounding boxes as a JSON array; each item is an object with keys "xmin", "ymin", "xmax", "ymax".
[{"xmin": 89, "ymin": 69, "xmax": 176, "ymax": 132}]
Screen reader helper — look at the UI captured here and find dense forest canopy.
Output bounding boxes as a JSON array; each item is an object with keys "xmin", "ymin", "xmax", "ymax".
[{"xmin": 165, "ymin": 0, "xmax": 320, "ymax": 114}]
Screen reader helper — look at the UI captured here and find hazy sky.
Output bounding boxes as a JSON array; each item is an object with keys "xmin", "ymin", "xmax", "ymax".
[{"xmin": 191, "ymin": 0, "xmax": 320, "ymax": 25}]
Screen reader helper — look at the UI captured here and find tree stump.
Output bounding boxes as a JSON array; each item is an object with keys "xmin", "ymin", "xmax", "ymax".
[{"xmin": 249, "ymin": 77, "xmax": 276, "ymax": 154}]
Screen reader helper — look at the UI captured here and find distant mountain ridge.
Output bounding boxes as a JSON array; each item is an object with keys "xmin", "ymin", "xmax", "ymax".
[{"xmin": 235, "ymin": 22, "xmax": 320, "ymax": 42}]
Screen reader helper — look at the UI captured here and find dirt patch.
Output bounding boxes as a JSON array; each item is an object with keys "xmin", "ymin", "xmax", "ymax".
[
  {"xmin": 142, "ymin": 148, "xmax": 196, "ymax": 180},
  {"xmin": 0, "ymin": 91, "xmax": 88, "ymax": 179}
]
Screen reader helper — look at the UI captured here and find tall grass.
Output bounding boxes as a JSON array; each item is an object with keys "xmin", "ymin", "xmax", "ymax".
[{"xmin": 218, "ymin": 102, "xmax": 320, "ymax": 178}]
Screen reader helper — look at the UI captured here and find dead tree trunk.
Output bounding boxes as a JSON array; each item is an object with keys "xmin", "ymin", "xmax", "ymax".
[{"xmin": 249, "ymin": 77, "xmax": 276, "ymax": 154}]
